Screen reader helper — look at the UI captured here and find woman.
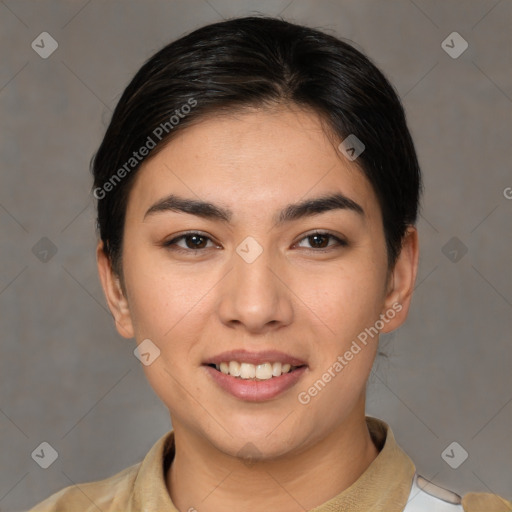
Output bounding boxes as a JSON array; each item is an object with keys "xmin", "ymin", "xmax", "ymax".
[{"xmin": 29, "ymin": 15, "xmax": 511, "ymax": 512}]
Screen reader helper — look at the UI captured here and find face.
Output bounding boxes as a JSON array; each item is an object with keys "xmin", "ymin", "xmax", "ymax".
[{"xmin": 97, "ymin": 105, "xmax": 418, "ymax": 461}]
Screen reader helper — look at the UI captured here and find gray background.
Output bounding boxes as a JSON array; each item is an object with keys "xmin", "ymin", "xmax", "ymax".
[{"xmin": 1, "ymin": 1, "xmax": 511, "ymax": 510}]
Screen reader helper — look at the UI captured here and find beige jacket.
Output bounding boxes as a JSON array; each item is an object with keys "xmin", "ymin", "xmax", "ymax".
[{"xmin": 28, "ymin": 416, "xmax": 511, "ymax": 511}]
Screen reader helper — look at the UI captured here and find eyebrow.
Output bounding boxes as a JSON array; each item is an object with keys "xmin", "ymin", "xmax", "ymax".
[{"xmin": 143, "ymin": 192, "xmax": 365, "ymax": 226}]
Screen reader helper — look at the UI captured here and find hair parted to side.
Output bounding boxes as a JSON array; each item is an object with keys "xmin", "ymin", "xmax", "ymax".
[{"xmin": 91, "ymin": 15, "xmax": 422, "ymax": 284}]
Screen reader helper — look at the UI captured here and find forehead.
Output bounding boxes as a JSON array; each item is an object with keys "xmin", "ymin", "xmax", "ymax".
[{"xmin": 125, "ymin": 106, "xmax": 381, "ymax": 225}]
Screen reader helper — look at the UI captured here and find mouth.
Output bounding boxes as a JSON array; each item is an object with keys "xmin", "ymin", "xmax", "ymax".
[
  {"xmin": 201, "ymin": 350, "xmax": 309, "ymax": 402},
  {"xmin": 205, "ymin": 361, "xmax": 306, "ymax": 381}
]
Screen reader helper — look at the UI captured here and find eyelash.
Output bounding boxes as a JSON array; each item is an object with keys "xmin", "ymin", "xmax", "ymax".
[{"xmin": 162, "ymin": 230, "xmax": 348, "ymax": 254}]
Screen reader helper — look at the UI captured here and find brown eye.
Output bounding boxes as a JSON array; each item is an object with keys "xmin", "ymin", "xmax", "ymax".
[
  {"xmin": 307, "ymin": 233, "xmax": 330, "ymax": 249},
  {"xmin": 163, "ymin": 232, "xmax": 217, "ymax": 252},
  {"xmin": 296, "ymin": 231, "xmax": 348, "ymax": 251},
  {"xmin": 183, "ymin": 234, "xmax": 209, "ymax": 249}
]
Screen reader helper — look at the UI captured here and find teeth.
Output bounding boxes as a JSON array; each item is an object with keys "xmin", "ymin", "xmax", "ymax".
[
  {"xmin": 240, "ymin": 362, "xmax": 256, "ymax": 379},
  {"xmin": 272, "ymin": 362, "xmax": 282, "ymax": 376},
  {"xmin": 256, "ymin": 363, "xmax": 273, "ymax": 380},
  {"xmin": 213, "ymin": 361, "xmax": 300, "ymax": 380},
  {"xmin": 228, "ymin": 361, "xmax": 241, "ymax": 377}
]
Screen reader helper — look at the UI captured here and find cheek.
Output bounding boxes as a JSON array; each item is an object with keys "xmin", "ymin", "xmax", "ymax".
[
  {"xmin": 295, "ymin": 268, "xmax": 382, "ymax": 419},
  {"xmin": 123, "ymin": 246, "xmax": 202, "ymax": 338},
  {"xmin": 299, "ymin": 260, "xmax": 385, "ymax": 336},
  {"xmin": 125, "ymin": 260, "xmax": 204, "ymax": 406},
  {"xmin": 122, "ymin": 247, "xmax": 215, "ymax": 402},
  {"xmin": 291, "ymin": 254, "xmax": 385, "ymax": 402}
]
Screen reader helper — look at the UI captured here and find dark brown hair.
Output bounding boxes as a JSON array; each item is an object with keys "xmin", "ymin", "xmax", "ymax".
[{"xmin": 91, "ymin": 15, "xmax": 422, "ymax": 281}]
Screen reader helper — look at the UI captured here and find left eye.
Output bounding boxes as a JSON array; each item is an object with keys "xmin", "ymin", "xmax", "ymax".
[{"xmin": 295, "ymin": 231, "xmax": 347, "ymax": 250}]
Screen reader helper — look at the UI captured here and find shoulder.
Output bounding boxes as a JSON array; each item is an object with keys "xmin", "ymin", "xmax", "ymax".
[
  {"xmin": 27, "ymin": 462, "xmax": 141, "ymax": 512},
  {"xmin": 404, "ymin": 474, "xmax": 512, "ymax": 512},
  {"xmin": 461, "ymin": 492, "xmax": 512, "ymax": 512},
  {"xmin": 27, "ymin": 430, "xmax": 175, "ymax": 512}
]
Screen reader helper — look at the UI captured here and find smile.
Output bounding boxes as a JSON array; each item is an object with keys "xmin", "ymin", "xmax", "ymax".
[
  {"xmin": 203, "ymin": 363, "xmax": 308, "ymax": 402},
  {"xmin": 211, "ymin": 361, "xmax": 302, "ymax": 380}
]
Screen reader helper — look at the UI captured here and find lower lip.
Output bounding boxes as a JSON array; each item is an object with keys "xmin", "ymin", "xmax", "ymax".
[{"xmin": 203, "ymin": 365, "xmax": 308, "ymax": 402}]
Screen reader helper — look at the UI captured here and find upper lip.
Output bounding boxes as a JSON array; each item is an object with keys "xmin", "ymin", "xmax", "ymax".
[{"xmin": 203, "ymin": 349, "xmax": 308, "ymax": 367}]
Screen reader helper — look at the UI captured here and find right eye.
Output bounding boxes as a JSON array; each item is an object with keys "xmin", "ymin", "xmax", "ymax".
[{"xmin": 162, "ymin": 231, "xmax": 220, "ymax": 252}]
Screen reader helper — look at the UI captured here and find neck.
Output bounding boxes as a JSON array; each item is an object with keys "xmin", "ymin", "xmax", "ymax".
[{"xmin": 167, "ymin": 404, "xmax": 379, "ymax": 511}]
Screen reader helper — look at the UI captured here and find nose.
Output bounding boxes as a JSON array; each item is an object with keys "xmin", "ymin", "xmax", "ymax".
[{"xmin": 216, "ymin": 241, "xmax": 294, "ymax": 335}]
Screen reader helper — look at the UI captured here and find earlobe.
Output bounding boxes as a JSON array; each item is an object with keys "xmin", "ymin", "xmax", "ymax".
[
  {"xmin": 96, "ymin": 240, "xmax": 135, "ymax": 339},
  {"xmin": 380, "ymin": 226, "xmax": 419, "ymax": 333}
]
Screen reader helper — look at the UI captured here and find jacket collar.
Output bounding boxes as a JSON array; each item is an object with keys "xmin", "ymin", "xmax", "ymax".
[{"xmin": 131, "ymin": 416, "xmax": 416, "ymax": 512}]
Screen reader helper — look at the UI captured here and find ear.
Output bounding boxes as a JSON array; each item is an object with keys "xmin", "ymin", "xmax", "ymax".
[
  {"xmin": 380, "ymin": 226, "xmax": 419, "ymax": 333},
  {"xmin": 96, "ymin": 240, "xmax": 135, "ymax": 339}
]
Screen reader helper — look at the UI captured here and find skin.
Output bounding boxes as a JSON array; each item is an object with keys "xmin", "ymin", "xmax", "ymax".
[{"xmin": 97, "ymin": 104, "xmax": 419, "ymax": 512}]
